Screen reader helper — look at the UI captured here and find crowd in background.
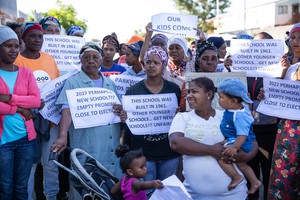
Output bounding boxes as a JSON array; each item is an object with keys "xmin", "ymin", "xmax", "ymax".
[{"xmin": 0, "ymin": 16, "xmax": 299, "ymax": 200}]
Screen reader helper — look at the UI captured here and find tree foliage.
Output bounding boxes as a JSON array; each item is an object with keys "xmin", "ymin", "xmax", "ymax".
[
  {"xmin": 173, "ymin": 0, "xmax": 231, "ymax": 32},
  {"xmin": 41, "ymin": 0, "xmax": 87, "ymax": 32}
]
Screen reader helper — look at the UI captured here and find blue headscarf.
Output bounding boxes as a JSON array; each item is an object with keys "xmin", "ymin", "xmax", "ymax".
[
  {"xmin": 67, "ymin": 25, "xmax": 84, "ymax": 36},
  {"xmin": 128, "ymin": 41, "xmax": 144, "ymax": 57}
]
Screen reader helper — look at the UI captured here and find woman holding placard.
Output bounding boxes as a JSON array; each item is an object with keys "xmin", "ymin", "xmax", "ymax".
[
  {"xmin": 194, "ymin": 40, "xmax": 219, "ymax": 73},
  {"xmin": 51, "ymin": 43, "xmax": 123, "ymax": 198},
  {"xmin": 122, "ymin": 46, "xmax": 181, "ymax": 197},
  {"xmin": 268, "ymin": 23, "xmax": 300, "ymax": 200}
]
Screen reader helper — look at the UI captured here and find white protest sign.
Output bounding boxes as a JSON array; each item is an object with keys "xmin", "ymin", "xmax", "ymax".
[
  {"xmin": 257, "ymin": 78, "xmax": 300, "ymax": 120},
  {"xmin": 41, "ymin": 35, "xmax": 85, "ymax": 72},
  {"xmin": 122, "ymin": 93, "xmax": 178, "ymax": 135},
  {"xmin": 216, "ymin": 63, "xmax": 225, "ymax": 72},
  {"xmin": 151, "ymin": 13, "xmax": 198, "ymax": 38},
  {"xmin": 230, "ymin": 39, "xmax": 284, "ymax": 77},
  {"xmin": 110, "ymin": 74, "xmax": 143, "ymax": 100},
  {"xmin": 150, "ymin": 175, "xmax": 192, "ymax": 200},
  {"xmin": 185, "ymin": 72, "xmax": 247, "ymax": 110},
  {"xmin": 39, "ymin": 70, "xmax": 79, "ymax": 124},
  {"xmin": 66, "ymin": 88, "xmax": 121, "ymax": 129}
]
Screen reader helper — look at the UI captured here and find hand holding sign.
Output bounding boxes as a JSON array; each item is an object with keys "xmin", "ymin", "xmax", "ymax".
[
  {"xmin": 66, "ymin": 87, "xmax": 121, "ymax": 129},
  {"xmin": 151, "ymin": 13, "xmax": 198, "ymax": 38}
]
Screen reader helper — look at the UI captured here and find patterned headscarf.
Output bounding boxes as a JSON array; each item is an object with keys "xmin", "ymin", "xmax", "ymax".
[
  {"xmin": 195, "ymin": 40, "xmax": 218, "ymax": 71},
  {"xmin": 67, "ymin": 25, "xmax": 84, "ymax": 36},
  {"xmin": 144, "ymin": 46, "xmax": 168, "ymax": 68},
  {"xmin": 20, "ymin": 22, "xmax": 43, "ymax": 39},
  {"xmin": 0, "ymin": 26, "xmax": 18, "ymax": 45},
  {"xmin": 102, "ymin": 35, "xmax": 119, "ymax": 51},
  {"xmin": 290, "ymin": 22, "xmax": 300, "ymax": 36},
  {"xmin": 39, "ymin": 16, "xmax": 61, "ymax": 31},
  {"xmin": 128, "ymin": 41, "xmax": 144, "ymax": 57},
  {"xmin": 151, "ymin": 34, "xmax": 168, "ymax": 46}
]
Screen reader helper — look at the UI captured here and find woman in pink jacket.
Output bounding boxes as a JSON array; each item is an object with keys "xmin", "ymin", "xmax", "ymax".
[{"xmin": 0, "ymin": 25, "xmax": 40, "ymax": 200}]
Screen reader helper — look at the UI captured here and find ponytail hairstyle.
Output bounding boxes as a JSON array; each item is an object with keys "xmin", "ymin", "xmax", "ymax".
[{"xmin": 115, "ymin": 145, "xmax": 144, "ymax": 174}]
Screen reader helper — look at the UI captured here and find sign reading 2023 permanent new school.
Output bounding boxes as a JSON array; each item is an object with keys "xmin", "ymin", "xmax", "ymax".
[{"xmin": 66, "ymin": 88, "xmax": 121, "ymax": 129}]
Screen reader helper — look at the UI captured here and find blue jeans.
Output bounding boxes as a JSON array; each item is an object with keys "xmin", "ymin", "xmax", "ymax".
[
  {"xmin": 0, "ymin": 136, "xmax": 36, "ymax": 200},
  {"xmin": 144, "ymin": 157, "xmax": 180, "ymax": 196}
]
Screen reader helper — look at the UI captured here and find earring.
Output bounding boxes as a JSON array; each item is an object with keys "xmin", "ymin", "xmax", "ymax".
[{"xmin": 207, "ymin": 97, "xmax": 210, "ymax": 100}]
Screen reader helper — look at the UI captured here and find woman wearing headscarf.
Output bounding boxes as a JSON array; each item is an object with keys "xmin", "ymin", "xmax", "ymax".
[
  {"xmin": 39, "ymin": 16, "xmax": 61, "ymax": 35},
  {"xmin": 0, "ymin": 26, "xmax": 41, "ymax": 200},
  {"xmin": 100, "ymin": 35, "xmax": 126, "ymax": 77},
  {"xmin": 122, "ymin": 46, "xmax": 181, "ymax": 197},
  {"xmin": 51, "ymin": 43, "xmax": 122, "ymax": 198},
  {"xmin": 207, "ymin": 36, "xmax": 227, "ymax": 62},
  {"xmin": 164, "ymin": 35, "xmax": 195, "ymax": 88},
  {"xmin": 123, "ymin": 41, "xmax": 146, "ymax": 77},
  {"xmin": 139, "ymin": 23, "xmax": 168, "ymax": 72},
  {"xmin": 194, "ymin": 40, "xmax": 219, "ymax": 73},
  {"xmin": 268, "ymin": 23, "xmax": 300, "ymax": 200},
  {"xmin": 67, "ymin": 25, "xmax": 84, "ymax": 37}
]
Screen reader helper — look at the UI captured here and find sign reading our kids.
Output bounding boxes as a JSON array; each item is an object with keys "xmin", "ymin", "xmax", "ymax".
[{"xmin": 151, "ymin": 13, "xmax": 198, "ymax": 38}]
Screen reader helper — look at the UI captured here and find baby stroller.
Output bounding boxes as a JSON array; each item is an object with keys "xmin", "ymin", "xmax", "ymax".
[{"xmin": 50, "ymin": 148, "xmax": 121, "ymax": 200}]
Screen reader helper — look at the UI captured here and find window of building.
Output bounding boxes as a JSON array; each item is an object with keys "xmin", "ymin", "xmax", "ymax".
[{"xmin": 278, "ymin": 5, "xmax": 288, "ymax": 14}]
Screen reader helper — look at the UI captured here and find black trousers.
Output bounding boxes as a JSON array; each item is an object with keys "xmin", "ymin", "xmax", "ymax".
[{"xmin": 247, "ymin": 124, "xmax": 278, "ymax": 200}]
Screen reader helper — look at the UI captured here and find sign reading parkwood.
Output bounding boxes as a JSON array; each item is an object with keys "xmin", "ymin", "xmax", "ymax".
[
  {"xmin": 110, "ymin": 74, "xmax": 144, "ymax": 100},
  {"xmin": 257, "ymin": 77, "xmax": 300, "ymax": 120},
  {"xmin": 41, "ymin": 35, "xmax": 85, "ymax": 72},
  {"xmin": 151, "ymin": 13, "xmax": 198, "ymax": 38},
  {"xmin": 66, "ymin": 88, "xmax": 121, "ymax": 129},
  {"xmin": 230, "ymin": 39, "xmax": 284, "ymax": 77},
  {"xmin": 123, "ymin": 93, "xmax": 178, "ymax": 135}
]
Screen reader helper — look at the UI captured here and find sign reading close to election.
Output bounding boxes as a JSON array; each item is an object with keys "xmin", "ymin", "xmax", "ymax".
[
  {"xmin": 257, "ymin": 77, "xmax": 300, "ymax": 120},
  {"xmin": 230, "ymin": 39, "xmax": 284, "ymax": 77},
  {"xmin": 41, "ymin": 35, "xmax": 85, "ymax": 72},
  {"xmin": 151, "ymin": 13, "xmax": 198, "ymax": 38},
  {"xmin": 110, "ymin": 74, "xmax": 144, "ymax": 100},
  {"xmin": 39, "ymin": 70, "xmax": 79, "ymax": 124},
  {"xmin": 122, "ymin": 93, "xmax": 178, "ymax": 135},
  {"xmin": 66, "ymin": 88, "xmax": 121, "ymax": 129}
]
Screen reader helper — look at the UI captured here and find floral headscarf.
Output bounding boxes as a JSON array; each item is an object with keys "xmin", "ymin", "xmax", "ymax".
[
  {"xmin": 144, "ymin": 46, "xmax": 168, "ymax": 68},
  {"xmin": 39, "ymin": 16, "xmax": 61, "ymax": 31},
  {"xmin": 20, "ymin": 22, "xmax": 43, "ymax": 39},
  {"xmin": 102, "ymin": 35, "xmax": 119, "ymax": 51}
]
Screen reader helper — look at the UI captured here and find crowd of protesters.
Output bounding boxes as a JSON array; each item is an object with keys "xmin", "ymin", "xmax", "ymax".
[{"xmin": 0, "ymin": 15, "xmax": 299, "ymax": 200}]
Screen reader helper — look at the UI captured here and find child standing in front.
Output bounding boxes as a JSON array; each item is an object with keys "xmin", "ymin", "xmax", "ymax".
[
  {"xmin": 110, "ymin": 145, "xmax": 163, "ymax": 200},
  {"xmin": 217, "ymin": 78, "xmax": 261, "ymax": 194}
]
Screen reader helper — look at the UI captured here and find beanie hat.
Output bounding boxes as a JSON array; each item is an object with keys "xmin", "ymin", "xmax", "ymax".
[
  {"xmin": 289, "ymin": 22, "xmax": 300, "ymax": 36},
  {"xmin": 0, "ymin": 26, "xmax": 19, "ymax": 45}
]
